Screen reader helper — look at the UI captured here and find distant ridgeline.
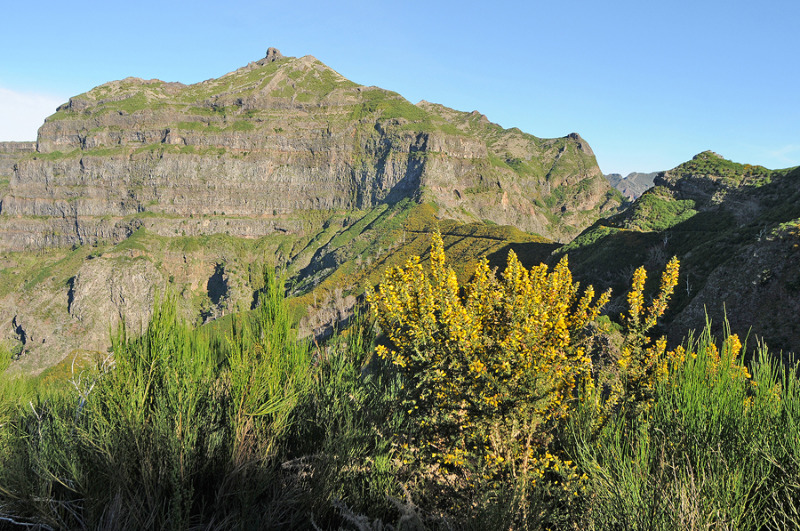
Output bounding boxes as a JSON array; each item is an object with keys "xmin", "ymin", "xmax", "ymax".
[
  {"xmin": 0, "ymin": 49, "xmax": 620, "ymax": 372},
  {"xmin": 604, "ymin": 171, "xmax": 658, "ymax": 200}
]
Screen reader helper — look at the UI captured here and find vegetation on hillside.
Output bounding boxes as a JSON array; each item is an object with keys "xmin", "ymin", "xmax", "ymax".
[
  {"xmin": 2, "ymin": 234, "xmax": 799, "ymax": 529},
  {"xmin": 673, "ymin": 151, "xmax": 773, "ymax": 185},
  {"xmin": 558, "ymin": 156, "xmax": 800, "ymax": 350}
]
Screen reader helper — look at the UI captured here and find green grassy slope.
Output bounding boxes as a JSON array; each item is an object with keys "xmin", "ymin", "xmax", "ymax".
[{"xmin": 555, "ymin": 152, "xmax": 800, "ymax": 351}]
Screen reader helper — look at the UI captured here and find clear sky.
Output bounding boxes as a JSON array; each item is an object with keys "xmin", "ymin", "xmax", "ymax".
[{"xmin": 1, "ymin": 0, "xmax": 798, "ymax": 175}]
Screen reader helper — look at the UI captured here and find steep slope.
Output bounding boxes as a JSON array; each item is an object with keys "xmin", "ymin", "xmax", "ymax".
[
  {"xmin": 0, "ymin": 49, "xmax": 617, "ymax": 372},
  {"xmin": 560, "ymin": 151, "xmax": 800, "ymax": 352},
  {"xmin": 416, "ymin": 102, "xmax": 620, "ymax": 239}
]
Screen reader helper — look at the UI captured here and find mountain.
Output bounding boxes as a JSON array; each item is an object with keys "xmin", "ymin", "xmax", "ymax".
[
  {"xmin": 0, "ymin": 49, "xmax": 619, "ymax": 372},
  {"xmin": 1, "ymin": 49, "xmax": 618, "ymax": 251},
  {"xmin": 562, "ymin": 151, "xmax": 800, "ymax": 352},
  {"xmin": 605, "ymin": 171, "xmax": 658, "ymax": 200}
]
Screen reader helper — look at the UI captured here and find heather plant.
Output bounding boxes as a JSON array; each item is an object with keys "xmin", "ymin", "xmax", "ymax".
[
  {"xmin": 0, "ymin": 270, "xmax": 408, "ymax": 529},
  {"xmin": 0, "ymin": 270, "xmax": 317, "ymax": 529},
  {"xmin": 0, "ymin": 344, "xmax": 26, "ymax": 432},
  {"xmin": 226, "ymin": 268, "xmax": 311, "ymax": 467},
  {"xmin": 286, "ymin": 308, "xmax": 407, "ymax": 526}
]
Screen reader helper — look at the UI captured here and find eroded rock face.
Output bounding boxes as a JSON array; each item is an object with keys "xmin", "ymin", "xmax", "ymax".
[
  {"xmin": 0, "ymin": 142, "xmax": 36, "ymax": 177},
  {"xmin": 7, "ymin": 129, "xmax": 447, "ymax": 216},
  {"xmin": 68, "ymin": 256, "xmax": 165, "ymax": 347},
  {"xmin": 0, "ymin": 51, "xmax": 623, "ymax": 371},
  {"xmin": 0, "ymin": 51, "xmax": 618, "ymax": 250}
]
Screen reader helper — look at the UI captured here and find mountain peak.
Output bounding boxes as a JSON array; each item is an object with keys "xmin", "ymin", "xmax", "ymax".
[
  {"xmin": 253, "ymin": 47, "xmax": 288, "ymax": 68},
  {"xmin": 265, "ymin": 47, "xmax": 283, "ymax": 62},
  {"xmin": 29, "ymin": 52, "xmax": 615, "ymax": 244},
  {"xmin": 566, "ymin": 132, "xmax": 594, "ymax": 156},
  {"xmin": 693, "ymin": 150, "xmax": 724, "ymax": 161}
]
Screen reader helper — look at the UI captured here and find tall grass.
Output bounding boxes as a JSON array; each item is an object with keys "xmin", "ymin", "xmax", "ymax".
[
  {"xmin": 287, "ymin": 309, "xmax": 406, "ymax": 526},
  {"xmin": 567, "ymin": 325, "xmax": 800, "ymax": 530},
  {"xmin": 0, "ymin": 272, "xmax": 405, "ymax": 529},
  {"xmin": 3, "ymin": 277, "xmax": 800, "ymax": 528}
]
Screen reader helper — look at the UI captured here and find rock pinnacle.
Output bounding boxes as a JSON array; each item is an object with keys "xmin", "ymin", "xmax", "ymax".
[{"xmin": 265, "ymin": 47, "xmax": 283, "ymax": 62}]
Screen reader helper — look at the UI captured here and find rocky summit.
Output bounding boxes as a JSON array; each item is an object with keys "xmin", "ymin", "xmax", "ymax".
[{"xmin": 0, "ymin": 49, "xmax": 621, "ymax": 371}]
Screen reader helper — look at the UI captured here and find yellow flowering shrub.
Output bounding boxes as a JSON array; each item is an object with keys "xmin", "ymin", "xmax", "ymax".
[
  {"xmin": 368, "ymin": 232, "xmax": 610, "ymax": 488},
  {"xmin": 606, "ymin": 258, "xmax": 682, "ymax": 414}
]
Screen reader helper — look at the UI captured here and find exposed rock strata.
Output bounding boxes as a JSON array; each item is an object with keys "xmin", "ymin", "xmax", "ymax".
[
  {"xmin": 0, "ymin": 49, "xmax": 622, "ymax": 371},
  {"xmin": 0, "ymin": 142, "xmax": 35, "ymax": 198},
  {"xmin": 68, "ymin": 256, "xmax": 165, "ymax": 346},
  {"xmin": 1, "ymin": 50, "xmax": 619, "ymax": 250}
]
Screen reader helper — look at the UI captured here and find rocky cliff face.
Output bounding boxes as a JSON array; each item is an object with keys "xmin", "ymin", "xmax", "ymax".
[
  {"xmin": 1, "ymin": 50, "xmax": 618, "ymax": 251},
  {"xmin": 0, "ymin": 142, "xmax": 35, "ymax": 197},
  {"xmin": 0, "ymin": 49, "xmax": 621, "ymax": 372}
]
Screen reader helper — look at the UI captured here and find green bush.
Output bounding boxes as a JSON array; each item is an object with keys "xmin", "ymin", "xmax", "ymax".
[{"xmin": 0, "ymin": 271, "xmax": 407, "ymax": 529}]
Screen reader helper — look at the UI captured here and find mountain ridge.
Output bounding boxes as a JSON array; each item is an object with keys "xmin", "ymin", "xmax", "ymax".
[
  {"xmin": 605, "ymin": 171, "xmax": 657, "ymax": 200},
  {"xmin": 0, "ymin": 49, "xmax": 620, "ymax": 371},
  {"xmin": 2, "ymin": 49, "xmax": 619, "ymax": 250},
  {"xmin": 562, "ymin": 151, "xmax": 800, "ymax": 352}
]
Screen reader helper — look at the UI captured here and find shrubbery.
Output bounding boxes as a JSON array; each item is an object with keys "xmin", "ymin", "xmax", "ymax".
[
  {"xmin": 0, "ymin": 234, "xmax": 799, "ymax": 529},
  {"xmin": 0, "ymin": 271, "xmax": 398, "ymax": 529},
  {"xmin": 368, "ymin": 232, "xmax": 612, "ymax": 522}
]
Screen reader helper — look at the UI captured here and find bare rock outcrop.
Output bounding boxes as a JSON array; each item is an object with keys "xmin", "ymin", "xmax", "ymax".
[
  {"xmin": 69, "ymin": 256, "xmax": 165, "ymax": 347},
  {"xmin": 0, "ymin": 141, "xmax": 35, "ymax": 182}
]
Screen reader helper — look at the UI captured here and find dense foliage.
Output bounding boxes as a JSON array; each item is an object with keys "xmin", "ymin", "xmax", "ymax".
[
  {"xmin": 368, "ymin": 232, "xmax": 611, "ymax": 519},
  {"xmin": 1, "ymin": 236, "xmax": 800, "ymax": 529}
]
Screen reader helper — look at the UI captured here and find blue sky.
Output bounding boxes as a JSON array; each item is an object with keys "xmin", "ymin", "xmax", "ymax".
[{"xmin": 1, "ymin": 0, "xmax": 798, "ymax": 175}]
